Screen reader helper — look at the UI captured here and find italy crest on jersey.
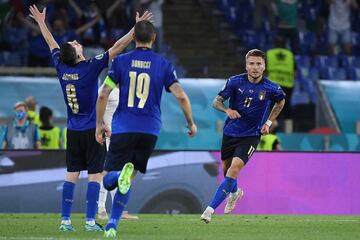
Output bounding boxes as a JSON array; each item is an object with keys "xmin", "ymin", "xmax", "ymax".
[{"xmin": 259, "ymin": 90, "xmax": 266, "ymax": 100}]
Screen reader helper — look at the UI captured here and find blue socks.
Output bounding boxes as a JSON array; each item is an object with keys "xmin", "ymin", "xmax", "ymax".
[
  {"xmin": 103, "ymin": 171, "xmax": 120, "ymax": 191},
  {"xmin": 105, "ymin": 189, "xmax": 131, "ymax": 231},
  {"xmin": 61, "ymin": 181, "xmax": 75, "ymax": 221},
  {"xmin": 231, "ymin": 181, "xmax": 238, "ymax": 193},
  {"xmin": 86, "ymin": 181, "xmax": 100, "ymax": 222},
  {"xmin": 210, "ymin": 176, "xmax": 237, "ymax": 210}
]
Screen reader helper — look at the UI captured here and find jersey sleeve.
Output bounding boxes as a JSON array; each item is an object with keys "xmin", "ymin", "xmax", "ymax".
[
  {"xmin": 51, "ymin": 48, "xmax": 61, "ymax": 67},
  {"xmin": 270, "ymin": 85, "xmax": 286, "ymax": 102},
  {"xmin": 90, "ymin": 51, "xmax": 110, "ymax": 74},
  {"xmin": 218, "ymin": 77, "xmax": 235, "ymax": 100},
  {"xmin": 106, "ymin": 58, "xmax": 119, "ymax": 86},
  {"xmin": 164, "ymin": 62, "xmax": 178, "ymax": 92}
]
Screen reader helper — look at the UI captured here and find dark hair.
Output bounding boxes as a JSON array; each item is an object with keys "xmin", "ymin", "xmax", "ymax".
[
  {"xmin": 40, "ymin": 106, "xmax": 53, "ymax": 127},
  {"xmin": 134, "ymin": 21, "xmax": 155, "ymax": 43},
  {"xmin": 60, "ymin": 42, "xmax": 77, "ymax": 66},
  {"xmin": 245, "ymin": 49, "xmax": 266, "ymax": 62}
]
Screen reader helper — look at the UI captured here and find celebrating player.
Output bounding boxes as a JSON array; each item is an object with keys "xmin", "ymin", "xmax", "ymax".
[
  {"xmin": 28, "ymin": 4, "xmax": 152, "ymax": 232},
  {"xmin": 201, "ymin": 49, "xmax": 285, "ymax": 223},
  {"xmin": 95, "ymin": 20, "xmax": 197, "ymax": 237}
]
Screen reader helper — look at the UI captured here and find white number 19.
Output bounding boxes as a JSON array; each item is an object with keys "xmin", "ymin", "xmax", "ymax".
[{"xmin": 128, "ymin": 71, "xmax": 150, "ymax": 108}]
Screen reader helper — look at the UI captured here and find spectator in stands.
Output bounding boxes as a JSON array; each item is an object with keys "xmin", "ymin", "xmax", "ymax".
[
  {"xmin": 25, "ymin": 96, "xmax": 41, "ymax": 126},
  {"xmin": 257, "ymin": 120, "xmax": 282, "ymax": 151},
  {"xmin": 3, "ymin": 102, "xmax": 41, "ymax": 149},
  {"xmin": 140, "ymin": 0, "xmax": 164, "ymax": 52},
  {"xmin": 68, "ymin": 0, "xmax": 106, "ymax": 47},
  {"xmin": 327, "ymin": 0, "xmax": 358, "ymax": 55},
  {"xmin": 275, "ymin": 0, "xmax": 300, "ymax": 54},
  {"xmin": 39, "ymin": 106, "xmax": 61, "ymax": 149},
  {"xmin": 266, "ymin": 36, "xmax": 295, "ymax": 120},
  {"xmin": 96, "ymin": 0, "xmax": 131, "ymax": 50},
  {"xmin": 253, "ymin": 0, "xmax": 276, "ymax": 32},
  {"xmin": 2, "ymin": 11, "xmax": 28, "ymax": 65},
  {"xmin": 52, "ymin": 15, "xmax": 101, "ymax": 46}
]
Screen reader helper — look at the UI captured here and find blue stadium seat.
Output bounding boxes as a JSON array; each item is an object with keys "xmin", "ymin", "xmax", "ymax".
[
  {"xmin": 241, "ymin": 30, "xmax": 265, "ymax": 50},
  {"xmin": 299, "ymin": 31, "xmax": 316, "ymax": 54},
  {"xmin": 291, "ymin": 91, "xmax": 310, "ymax": 106},
  {"xmin": 340, "ymin": 55, "xmax": 360, "ymax": 74},
  {"xmin": 295, "ymin": 55, "xmax": 311, "ymax": 68},
  {"xmin": 348, "ymin": 68, "xmax": 360, "ymax": 80},
  {"xmin": 352, "ymin": 32, "xmax": 360, "ymax": 55},
  {"xmin": 321, "ymin": 67, "xmax": 347, "ymax": 80},
  {"xmin": 310, "ymin": 67, "xmax": 320, "ymax": 81},
  {"xmin": 314, "ymin": 55, "xmax": 339, "ymax": 69}
]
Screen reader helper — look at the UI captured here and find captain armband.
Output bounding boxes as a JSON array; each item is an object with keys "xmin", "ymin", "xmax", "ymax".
[{"xmin": 104, "ymin": 76, "xmax": 116, "ymax": 89}]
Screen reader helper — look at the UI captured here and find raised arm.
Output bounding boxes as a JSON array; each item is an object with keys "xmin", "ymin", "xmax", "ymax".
[
  {"xmin": 75, "ymin": 14, "xmax": 100, "ymax": 36},
  {"xmin": 108, "ymin": 11, "xmax": 153, "ymax": 60},
  {"xmin": 106, "ymin": 0, "xmax": 124, "ymax": 19},
  {"xmin": 260, "ymin": 99, "xmax": 285, "ymax": 135},
  {"xmin": 29, "ymin": 5, "xmax": 59, "ymax": 50},
  {"xmin": 169, "ymin": 82, "xmax": 197, "ymax": 137},
  {"xmin": 68, "ymin": 0, "xmax": 83, "ymax": 19},
  {"xmin": 95, "ymin": 80, "xmax": 114, "ymax": 144}
]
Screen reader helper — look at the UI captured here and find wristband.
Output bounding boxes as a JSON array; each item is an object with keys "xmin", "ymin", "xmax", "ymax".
[{"xmin": 265, "ymin": 120, "xmax": 272, "ymax": 127}]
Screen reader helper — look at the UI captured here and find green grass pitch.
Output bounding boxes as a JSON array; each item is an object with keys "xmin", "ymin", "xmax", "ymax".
[{"xmin": 0, "ymin": 214, "xmax": 359, "ymax": 239}]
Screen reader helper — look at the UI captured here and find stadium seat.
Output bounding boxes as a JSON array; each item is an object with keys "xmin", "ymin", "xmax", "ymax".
[
  {"xmin": 321, "ymin": 67, "xmax": 347, "ymax": 80},
  {"xmin": 291, "ymin": 91, "xmax": 310, "ymax": 106},
  {"xmin": 348, "ymin": 68, "xmax": 360, "ymax": 80},
  {"xmin": 352, "ymin": 32, "xmax": 360, "ymax": 55},
  {"xmin": 310, "ymin": 67, "xmax": 320, "ymax": 81},
  {"xmin": 299, "ymin": 32, "xmax": 316, "ymax": 54},
  {"xmin": 295, "ymin": 55, "xmax": 311, "ymax": 68},
  {"xmin": 241, "ymin": 30, "xmax": 265, "ymax": 50},
  {"xmin": 341, "ymin": 55, "xmax": 360, "ymax": 72},
  {"xmin": 314, "ymin": 55, "xmax": 339, "ymax": 69}
]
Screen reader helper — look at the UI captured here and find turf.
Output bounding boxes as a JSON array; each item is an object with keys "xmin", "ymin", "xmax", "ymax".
[{"xmin": 0, "ymin": 214, "xmax": 359, "ymax": 240}]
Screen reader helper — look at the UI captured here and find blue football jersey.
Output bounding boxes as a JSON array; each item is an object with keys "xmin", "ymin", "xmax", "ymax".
[
  {"xmin": 108, "ymin": 48, "xmax": 178, "ymax": 136},
  {"xmin": 51, "ymin": 48, "xmax": 109, "ymax": 130},
  {"xmin": 219, "ymin": 73, "xmax": 285, "ymax": 137}
]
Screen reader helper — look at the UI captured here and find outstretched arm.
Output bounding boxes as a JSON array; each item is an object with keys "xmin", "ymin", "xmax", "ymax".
[
  {"xmin": 108, "ymin": 11, "xmax": 153, "ymax": 60},
  {"xmin": 169, "ymin": 82, "xmax": 197, "ymax": 137},
  {"xmin": 29, "ymin": 5, "xmax": 59, "ymax": 51},
  {"xmin": 95, "ymin": 81, "xmax": 113, "ymax": 144}
]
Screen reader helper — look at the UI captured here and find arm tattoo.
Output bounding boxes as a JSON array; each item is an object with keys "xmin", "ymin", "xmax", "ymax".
[
  {"xmin": 212, "ymin": 95, "xmax": 227, "ymax": 113},
  {"xmin": 268, "ymin": 99, "xmax": 285, "ymax": 120}
]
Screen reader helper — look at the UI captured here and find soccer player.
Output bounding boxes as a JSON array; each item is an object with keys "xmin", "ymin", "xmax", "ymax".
[
  {"xmin": 95, "ymin": 20, "xmax": 197, "ymax": 237},
  {"xmin": 97, "ymin": 86, "xmax": 139, "ymax": 221},
  {"xmin": 28, "ymin": 4, "xmax": 152, "ymax": 232},
  {"xmin": 200, "ymin": 49, "xmax": 285, "ymax": 223}
]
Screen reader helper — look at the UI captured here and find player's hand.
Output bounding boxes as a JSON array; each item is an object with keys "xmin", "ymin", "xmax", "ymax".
[
  {"xmin": 135, "ymin": 11, "xmax": 154, "ymax": 23},
  {"xmin": 187, "ymin": 123, "xmax": 197, "ymax": 137},
  {"xmin": 260, "ymin": 124, "xmax": 270, "ymax": 135},
  {"xmin": 225, "ymin": 108, "xmax": 241, "ymax": 119},
  {"xmin": 95, "ymin": 124, "xmax": 111, "ymax": 145},
  {"xmin": 29, "ymin": 5, "xmax": 46, "ymax": 23}
]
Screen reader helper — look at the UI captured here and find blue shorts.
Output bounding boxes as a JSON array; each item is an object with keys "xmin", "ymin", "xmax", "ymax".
[{"xmin": 105, "ymin": 133, "xmax": 157, "ymax": 174}]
